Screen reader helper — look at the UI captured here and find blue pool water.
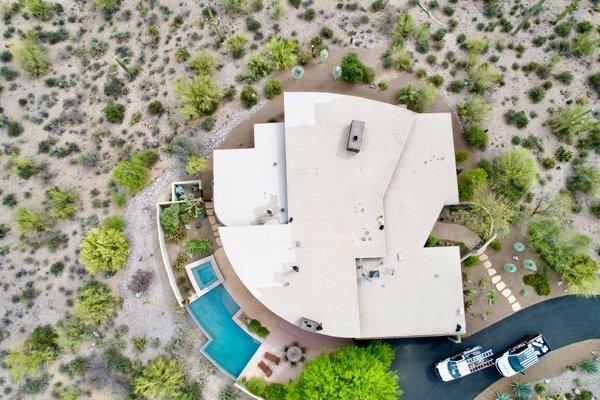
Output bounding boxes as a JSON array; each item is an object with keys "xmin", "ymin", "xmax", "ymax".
[
  {"xmin": 191, "ymin": 261, "xmax": 218, "ymax": 289},
  {"xmin": 187, "ymin": 285, "xmax": 260, "ymax": 378}
]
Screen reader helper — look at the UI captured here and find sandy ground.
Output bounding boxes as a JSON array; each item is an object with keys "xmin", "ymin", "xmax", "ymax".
[{"xmin": 0, "ymin": 0, "xmax": 598, "ymax": 398}]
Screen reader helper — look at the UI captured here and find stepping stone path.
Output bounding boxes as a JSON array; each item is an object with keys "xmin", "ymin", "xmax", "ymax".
[{"xmin": 478, "ymin": 252, "xmax": 522, "ymax": 313}]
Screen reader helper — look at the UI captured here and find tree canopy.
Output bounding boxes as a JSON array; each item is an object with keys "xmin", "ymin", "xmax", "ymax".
[
  {"xmin": 132, "ymin": 356, "xmax": 186, "ymax": 399},
  {"xmin": 491, "ymin": 149, "xmax": 538, "ymax": 203},
  {"xmin": 286, "ymin": 342, "xmax": 402, "ymax": 400},
  {"xmin": 5, "ymin": 325, "xmax": 59, "ymax": 381}
]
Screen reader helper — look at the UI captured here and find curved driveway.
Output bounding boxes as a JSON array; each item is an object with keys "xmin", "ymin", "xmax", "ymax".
[{"xmin": 385, "ymin": 296, "xmax": 600, "ymax": 400}]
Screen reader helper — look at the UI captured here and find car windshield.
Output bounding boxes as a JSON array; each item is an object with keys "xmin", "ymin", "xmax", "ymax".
[
  {"xmin": 507, "ymin": 355, "xmax": 524, "ymax": 372},
  {"xmin": 447, "ymin": 361, "xmax": 461, "ymax": 379}
]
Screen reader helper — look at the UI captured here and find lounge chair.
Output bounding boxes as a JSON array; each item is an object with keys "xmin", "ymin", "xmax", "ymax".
[
  {"xmin": 258, "ymin": 361, "xmax": 272, "ymax": 378},
  {"xmin": 264, "ymin": 352, "xmax": 281, "ymax": 365}
]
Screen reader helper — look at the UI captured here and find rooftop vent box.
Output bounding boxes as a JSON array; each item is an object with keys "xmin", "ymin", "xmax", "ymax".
[{"xmin": 346, "ymin": 120, "xmax": 365, "ymax": 153}]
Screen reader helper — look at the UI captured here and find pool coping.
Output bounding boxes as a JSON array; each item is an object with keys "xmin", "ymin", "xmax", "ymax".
[
  {"xmin": 186, "ymin": 285, "xmax": 262, "ymax": 381},
  {"xmin": 184, "ymin": 255, "xmax": 225, "ymax": 300}
]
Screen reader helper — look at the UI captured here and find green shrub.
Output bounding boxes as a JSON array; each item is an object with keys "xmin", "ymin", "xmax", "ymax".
[
  {"xmin": 7, "ymin": 120, "xmax": 23, "ymax": 137},
  {"xmin": 80, "ymin": 225, "xmax": 129, "ymax": 274},
  {"xmin": 528, "ymin": 86, "xmax": 545, "ymax": 103},
  {"xmin": 55, "ymin": 316, "xmax": 87, "ymax": 352},
  {"xmin": 225, "ymin": 33, "xmax": 248, "ymax": 58},
  {"xmin": 286, "ymin": 342, "xmax": 401, "ymax": 399},
  {"xmin": 113, "ymin": 152, "xmax": 158, "ymax": 194},
  {"xmin": 588, "ymin": 72, "xmax": 600, "ymax": 95},
  {"xmin": 73, "ymin": 281, "xmax": 120, "ymax": 326},
  {"xmin": 22, "ymin": 0, "xmax": 53, "ymax": 20},
  {"xmin": 185, "ymin": 239, "xmax": 212, "ymax": 255},
  {"xmin": 424, "ymin": 235, "xmax": 438, "ymax": 247},
  {"xmin": 523, "ymin": 273, "xmax": 550, "ymax": 295},
  {"xmin": 572, "ymin": 32, "xmax": 598, "ymax": 56},
  {"xmin": 463, "ymin": 125, "xmax": 488, "ymax": 150},
  {"xmin": 12, "ymin": 31, "xmax": 50, "ymax": 77},
  {"xmin": 504, "ymin": 109, "xmax": 529, "ymax": 129},
  {"xmin": 492, "ymin": 149, "xmax": 538, "ymax": 203},
  {"xmin": 463, "ymin": 255, "xmax": 479, "ymax": 267},
  {"xmin": 457, "ymin": 95, "xmax": 490, "ymax": 127},
  {"xmin": 242, "ymin": 376, "xmax": 267, "ymax": 396},
  {"xmin": 541, "ymin": 157, "xmax": 556, "ymax": 170},
  {"xmin": 566, "ymin": 164, "xmax": 600, "ymax": 196},
  {"xmin": 263, "ymin": 79, "xmax": 282, "ymax": 99},
  {"xmin": 455, "ymin": 150, "xmax": 469, "ymax": 163},
  {"xmin": 147, "ymin": 100, "xmax": 164, "ymax": 115},
  {"xmin": 46, "ymin": 187, "xmax": 78, "ymax": 220},
  {"xmin": 466, "ymin": 61, "xmax": 502, "ymax": 94},
  {"xmin": 580, "ymin": 359, "xmax": 598, "ymax": 374},
  {"xmin": 590, "ymin": 201, "xmax": 600, "ymax": 219},
  {"xmin": 549, "ymin": 104, "xmax": 598, "ymax": 143},
  {"xmin": 185, "ymin": 155, "xmax": 208, "ymax": 174},
  {"xmin": 160, "ymin": 204, "xmax": 181, "ymax": 234},
  {"xmin": 395, "ymin": 82, "xmax": 436, "ymax": 112},
  {"xmin": 5, "ymin": 326, "xmax": 59, "ymax": 381},
  {"xmin": 15, "ymin": 208, "xmax": 49, "ymax": 234},
  {"xmin": 458, "ymin": 168, "xmax": 488, "ymax": 201},
  {"xmin": 219, "ymin": 0, "xmax": 250, "ymax": 13},
  {"xmin": 264, "ymin": 383, "xmax": 287, "ymax": 400},
  {"xmin": 341, "ymin": 52, "xmax": 374, "ymax": 84},
  {"xmin": 187, "ymin": 50, "xmax": 217, "ymax": 76},
  {"xmin": 103, "ymin": 103, "xmax": 125, "ymax": 123},
  {"xmin": 489, "ymin": 239, "xmax": 502, "ymax": 251},
  {"xmin": 263, "ymin": 36, "xmax": 299, "ymax": 70},
  {"xmin": 240, "ymin": 85, "xmax": 259, "ymax": 108},
  {"xmin": 174, "ymin": 75, "xmax": 223, "ymax": 119},
  {"xmin": 133, "ymin": 356, "xmax": 186, "ymax": 399},
  {"xmin": 321, "ymin": 26, "xmax": 334, "ymax": 39}
]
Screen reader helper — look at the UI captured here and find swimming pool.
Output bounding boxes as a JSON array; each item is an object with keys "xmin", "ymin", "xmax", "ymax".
[
  {"xmin": 187, "ymin": 285, "xmax": 260, "ymax": 378},
  {"xmin": 191, "ymin": 261, "xmax": 218, "ymax": 289}
]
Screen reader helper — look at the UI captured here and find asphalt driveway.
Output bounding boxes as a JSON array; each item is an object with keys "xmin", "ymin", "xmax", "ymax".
[{"xmin": 384, "ymin": 295, "xmax": 600, "ymax": 400}]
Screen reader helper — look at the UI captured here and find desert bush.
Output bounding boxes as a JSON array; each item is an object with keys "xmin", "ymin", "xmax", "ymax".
[
  {"xmin": 392, "ymin": 12, "xmax": 417, "ymax": 39},
  {"xmin": 504, "ymin": 109, "xmax": 529, "ymax": 129},
  {"xmin": 580, "ymin": 359, "xmax": 599, "ymax": 374},
  {"xmin": 457, "ymin": 95, "xmax": 490, "ymax": 127},
  {"xmin": 492, "ymin": 149, "xmax": 538, "ymax": 203},
  {"xmin": 571, "ymin": 32, "xmax": 598, "ymax": 56},
  {"xmin": 113, "ymin": 151, "xmax": 158, "ymax": 194},
  {"xmin": 160, "ymin": 203, "xmax": 181, "ymax": 234},
  {"xmin": 590, "ymin": 201, "xmax": 600, "ymax": 218},
  {"xmin": 80, "ymin": 223, "xmax": 129, "ymax": 274},
  {"xmin": 10, "ymin": 156, "xmax": 44, "ymax": 179},
  {"xmin": 341, "ymin": 52, "xmax": 375, "ymax": 84},
  {"xmin": 93, "ymin": 0, "xmax": 118, "ymax": 12},
  {"xmin": 241, "ymin": 85, "xmax": 259, "ymax": 108},
  {"xmin": 147, "ymin": 100, "xmax": 164, "ymax": 115},
  {"xmin": 463, "ymin": 255, "xmax": 479, "ymax": 267},
  {"xmin": 242, "ymin": 376, "xmax": 267, "ymax": 396},
  {"xmin": 22, "ymin": 0, "xmax": 53, "ymax": 20},
  {"xmin": 188, "ymin": 50, "xmax": 217, "ymax": 76},
  {"xmin": 133, "ymin": 356, "xmax": 186, "ymax": 399},
  {"xmin": 184, "ymin": 155, "xmax": 207, "ymax": 175},
  {"xmin": 219, "ymin": 0, "xmax": 249, "ymax": 13},
  {"xmin": 455, "ymin": 150, "xmax": 469, "ymax": 163},
  {"xmin": 555, "ymin": 146, "xmax": 573, "ymax": 162},
  {"xmin": 103, "ymin": 103, "xmax": 125, "ymax": 123},
  {"xmin": 463, "ymin": 125, "xmax": 488, "ymax": 150},
  {"xmin": 270, "ymin": 0, "xmax": 283, "ymax": 19},
  {"xmin": 174, "ymin": 75, "xmax": 223, "ymax": 119},
  {"xmin": 15, "ymin": 208, "xmax": 49, "ymax": 234},
  {"xmin": 465, "ymin": 35, "xmax": 489, "ymax": 55},
  {"xmin": 12, "ymin": 31, "xmax": 50, "ymax": 77},
  {"xmin": 465, "ymin": 60, "xmax": 502, "ymax": 94},
  {"xmin": 128, "ymin": 269, "xmax": 155, "ymax": 294},
  {"xmin": 263, "ymin": 36, "xmax": 299, "ymax": 70},
  {"xmin": 588, "ymin": 72, "xmax": 600, "ymax": 95},
  {"xmin": 73, "ymin": 281, "xmax": 120, "ymax": 326},
  {"xmin": 46, "ymin": 187, "xmax": 78, "ymax": 220},
  {"xmin": 263, "ymin": 79, "xmax": 282, "ymax": 99},
  {"xmin": 225, "ymin": 33, "xmax": 248, "ymax": 58},
  {"xmin": 529, "ymin": 86, "xmax": 545, "ymax": 103},
  {"xmin": 458, "ymin": 168, "xmax": 488, "ymax": 201},
  {"xmin": 523, "ymin": 272, "xmax": 550, "ymax": 295},
  {"xmin": 5, "ymin": 325, "xmax": 59, "ymax": 381},
  {"xmin": 549, "ymin": 104, "xmax": 598, "ymax": 143},
  {"xmin": 566, "ymin": 163, "xmax": 600, "ymax": 196},
  {"xmin": 175, "ymin": 47, "xmax": 190, "ymax": 62},
  {"xmin": 396, "ymin": 82, "xmax": 436, "ymax": 112},
  {"xmin": 56, "ymin": 316, "xmax": 88, "ymax": 352}
]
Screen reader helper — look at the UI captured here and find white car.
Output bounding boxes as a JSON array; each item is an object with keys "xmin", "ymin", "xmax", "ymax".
[
  {"xmin": 495, "ymin": 334, "xmax": 551, "ymax": 377},
  {"xmin": 435, "ymin": 346, "xmax": 494, "ymax": 382}
]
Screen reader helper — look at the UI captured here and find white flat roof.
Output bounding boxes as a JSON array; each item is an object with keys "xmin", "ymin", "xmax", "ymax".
[
  {"xmin": 214, "ymin": 123, "xmax": 287, "ymax": 226},
  {"xmin": 216, "ymin": 93, "xmax": 465, "ymax": 338}
]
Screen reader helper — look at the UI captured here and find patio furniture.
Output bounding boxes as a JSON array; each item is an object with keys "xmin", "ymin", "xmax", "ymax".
[
  {"xmin": 264, "ymin": 352, "xmax": 281, "ymax": 366},
  {"xmin": 504, "ymin": 263, "xmax": 517, "ymax": 273},
  {"xmin": 258, "ymin": 361, "xmax": 272, "ymax": 377},
  {"xmin": 300, "ymin": 356, "xmax": 306, "ymax": 363},
  {"xmin": 513, "ymin": 242, "xmax": 525, "ymax": 252},
  {"xmin": 290, "ymin": 361, "xmax": 297, "ymax": 367},
  {"xmin": 523, "ymin": 260, "xmax": 537, "ymax": 271},
  {"xmin": 283, "ymin": 346, "xmax": 289, "ymax": 352},
  {"xmin": 286, "ymin": 345, "xmax": 303, "ymax": 363}
]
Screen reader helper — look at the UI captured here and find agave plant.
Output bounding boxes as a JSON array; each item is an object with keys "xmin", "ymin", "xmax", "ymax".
[
  {"xmin": 580, "ymin": 358, "xmax": 599, "ymax": 374},
  {"xmin": 512, "ymin": 380, "xmax": 533, "ymax": 400},
  {"xmin": 493, "ymin": 391, "xmax": 513, "ymax": 400}
]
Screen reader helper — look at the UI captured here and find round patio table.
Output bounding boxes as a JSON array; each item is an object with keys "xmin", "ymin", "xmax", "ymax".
[
  {"xmin": 523, "ymin": 260, "xmax": 537, "ymax": 271},
  {"xmin": 504, "ymin": 263, "xmax": 517, "ymax": 273},
  {"xmin": 286, "ymin": 346, "xmax": 303, "ymax": 363},
  {"xmin": 513, "ymin": 242, "xmax": 525, "ymax": 252}
]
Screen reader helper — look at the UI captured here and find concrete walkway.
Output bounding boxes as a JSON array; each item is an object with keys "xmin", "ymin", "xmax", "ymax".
[
  {"xmin": 431, "ymin": 221, "xmax": 481, "ymax": 249},
  {"xmin": 387, "ymin": 295, "xmax": 600, "ymax": 400}
]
